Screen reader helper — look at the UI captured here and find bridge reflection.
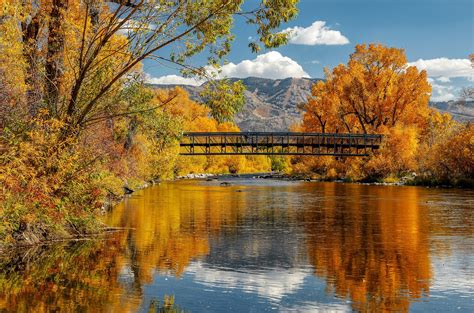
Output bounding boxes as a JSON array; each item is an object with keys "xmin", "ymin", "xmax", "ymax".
[{"xmin": 180, "ymin": 132, "xmax": 382, "ymax": 156}]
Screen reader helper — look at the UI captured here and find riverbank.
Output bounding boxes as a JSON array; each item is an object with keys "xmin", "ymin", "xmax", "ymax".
[
  {"xmin": 3, "ymin": 171, "xmax": 471, "ymax": 248},
  {"xmin": 191, "ymin": 172, "xmax": 474, "ymax": 189}
]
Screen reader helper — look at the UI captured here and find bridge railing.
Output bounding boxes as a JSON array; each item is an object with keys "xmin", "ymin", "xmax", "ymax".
[{"xmin": 180, "ymin": 132, "xmax": 383, "ymax": 156}]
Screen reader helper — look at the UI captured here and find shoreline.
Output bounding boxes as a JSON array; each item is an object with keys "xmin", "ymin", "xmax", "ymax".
[
  {"xmin": 2, "ymin": 172, "xmax": 471, "ymax": 249},
  {"xmin": 177, "ymin": 172, "xmax": 473, "ymax": 189},
  {"xmin": 0, "ymin": 226, "xmax": 134, "ymax": 251}
]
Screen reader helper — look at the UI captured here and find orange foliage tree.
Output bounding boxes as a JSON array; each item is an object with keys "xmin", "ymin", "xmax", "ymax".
[
  {"xmin": 295, "ymin": 44, "xmax": 440, "ymax": 181},
  {"xmin": 302, "ymin": 44, "xmax": 431, "ymax": 135},
  {"xmin": 296, "ymin": 44, "xmax": 472, "ymax": 184},
  {"xmin": 419, "ymin": 123, "xmax": 474, "ymax": 184}
]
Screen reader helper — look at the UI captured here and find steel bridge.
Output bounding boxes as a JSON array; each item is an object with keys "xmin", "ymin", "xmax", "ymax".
[{"xmin": 179, "ymin": 132, "xmax": 383, "ymax": 157}]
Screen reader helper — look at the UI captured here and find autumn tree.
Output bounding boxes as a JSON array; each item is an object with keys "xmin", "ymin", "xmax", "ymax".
[
  {"xmin": 297, "ymin": 44, "xmax": 472, "ymax": 184},
  {"xmin": 296, "ymin": 44, "xmax": 437, "ymax": 181},
  {"xmin": 1, "ymin": 0, "xmax": 299, "ymax": 135},
  {"xmin": 0, "ymin": 1, "xmax": 297, "ymax": 243},
  {"xmin": 302, "ymin": 44, "xmax": 431, "ymax": 134}
]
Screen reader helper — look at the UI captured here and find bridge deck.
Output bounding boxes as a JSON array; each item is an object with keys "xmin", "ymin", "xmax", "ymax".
[{"xmin": 180, "ymin": 132, "xmax": 382, "ymax": 156}]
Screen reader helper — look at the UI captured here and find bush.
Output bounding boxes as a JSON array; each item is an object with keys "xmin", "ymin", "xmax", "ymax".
[{"xmin": 419, "ymin": 123, "xmax": 474, "ymax": 185}]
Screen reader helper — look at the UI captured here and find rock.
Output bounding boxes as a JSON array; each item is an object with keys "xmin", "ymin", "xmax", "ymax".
[{"xmin": 220, "ymin": 182, "xmax": 232, "ymax": 186}]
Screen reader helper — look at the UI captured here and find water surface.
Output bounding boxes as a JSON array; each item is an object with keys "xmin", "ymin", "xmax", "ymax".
[{"xmin": 1, "ymin": 179, "xmax": 473, "ymax": 312}]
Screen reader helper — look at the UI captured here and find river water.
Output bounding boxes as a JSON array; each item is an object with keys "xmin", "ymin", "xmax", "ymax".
[{"xmin": 1, "ymin": 178, "xmax": 473, "ymax": 312}]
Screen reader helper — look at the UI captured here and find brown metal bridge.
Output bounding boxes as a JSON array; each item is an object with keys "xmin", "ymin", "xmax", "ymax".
[{"xmin": 179, "ymin": 132, "xmax": 383, "ymax": 157}]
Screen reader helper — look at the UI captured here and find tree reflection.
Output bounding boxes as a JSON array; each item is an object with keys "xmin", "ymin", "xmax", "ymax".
[
  {"xmin": 148, "ymin": 296, "xmax": 188, "ymax": 313},
  {"xmin": 0, "ymin": 236, "xmax": 142, "ymax": 312},
  {"xmin": 302, "ymin": 184, "xmax": 431, "ymax": 312},
  {"xmin": 105, "ymin": 182, "xmax": 249, "ymax": 281},
  {"xmin": 0, "ymin": 182, "xmax": 248, "ymax": 312},
  {"xmin": 2, "ymin": 181, "xmax": 470, "ymax": 312}
]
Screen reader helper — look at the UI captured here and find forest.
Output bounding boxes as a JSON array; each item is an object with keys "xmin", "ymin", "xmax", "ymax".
[{"xmin": 0, "ymin": 1, "xmax": 472, "ymax": 245}]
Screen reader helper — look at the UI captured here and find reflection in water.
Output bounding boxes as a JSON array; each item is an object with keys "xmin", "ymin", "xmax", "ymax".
[
  {"xmin": 0, "ymin": 238, "xmax": 140, "ymax": 312},
  {"xmin": 302, "ymin": 184, "xmax": 431, "ymax": 312},
  {"xmin": 1, "ymin": 180, "xmax": 473, "ymax": 312}
]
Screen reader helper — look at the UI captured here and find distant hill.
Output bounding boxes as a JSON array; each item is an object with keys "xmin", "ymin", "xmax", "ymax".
[
  {"xmin": 430, "ymin": 100, "xmax": 474, "ymax": 122},
  {"xmin": 151, "ymin": 77, "xmax": 473, "ymax": 131},
  {"xmin": 151, "ymin": 77, "xmax": 322, "ymax": 131}
]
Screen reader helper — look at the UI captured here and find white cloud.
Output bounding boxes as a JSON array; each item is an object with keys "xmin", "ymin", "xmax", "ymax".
[
  {"xmin": 409, "ymin": 58, "xmax": 473, "ymax": 101},
  {"xmin": 146, "ymin": 74, "xmax": 204, "ymax": 86},
  {"xmin": 186, "ymin": 261, "xmax": 310, "ymax": 301},
  {"xmin": 408, "ymin": 58, "xmax": 473, "ymax": 80},
  {"xmin": 146, "ymin": 51, "xmax": 309, "ymax": 85},
  {"xmin": 282, "ymin": 21, "xmax": 349, "ymax": 46},
  {"xmin": 436, "ymin": 76, "xmax": 451, "ymax": 83},
  {"xmin": 218, "ymin": 51, "xmax": 309, "ymax": 79},
  {"xmin": 430, "ymin": 81, "xmax": 457, "ymax": 102},
  {"xmin": 310, "ymin": 60, "xmax": 321, "ymax": 64}
]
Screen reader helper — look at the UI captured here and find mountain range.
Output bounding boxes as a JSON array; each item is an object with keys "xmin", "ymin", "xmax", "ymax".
[{"xmin": 151, "ymin": 77, "xmax": 473, "ymax": 131}]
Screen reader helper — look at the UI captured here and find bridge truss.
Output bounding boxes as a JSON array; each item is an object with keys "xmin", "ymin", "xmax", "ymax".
[{"xmin": 179, "ymin": 132, "xmax": 382, "ymax": 157}]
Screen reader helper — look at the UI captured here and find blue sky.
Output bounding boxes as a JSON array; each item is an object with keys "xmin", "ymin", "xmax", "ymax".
[{"xmin": 144, "ymin": 0, "xmax": 473, "ymax": 101}]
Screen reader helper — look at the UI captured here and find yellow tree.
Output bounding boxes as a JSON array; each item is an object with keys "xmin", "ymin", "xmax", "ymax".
[
  {"xmin": 0, "ymin": 0, "xmax": 299, "ymax": 241},
  {"xmin": 1, "ymin": 0, "xmax": 300, "ymax": 135},
  {"xmin": 302, "ymin": 44, "xmax": 432, "ymax": 134}
]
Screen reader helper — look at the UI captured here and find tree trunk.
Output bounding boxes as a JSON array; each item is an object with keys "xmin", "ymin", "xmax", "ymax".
[
  {"xmin": 45, "ymin": 0, "xmax": 69, "ymax": 115},
  {"xmin": 21, "ymin": 14, "xmax": 43, "ymax": 116}
]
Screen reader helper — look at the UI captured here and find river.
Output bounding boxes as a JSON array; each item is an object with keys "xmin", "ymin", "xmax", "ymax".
[{"xmin": 1, "ymin": 178, "xmax": 473, "ymax": 312}]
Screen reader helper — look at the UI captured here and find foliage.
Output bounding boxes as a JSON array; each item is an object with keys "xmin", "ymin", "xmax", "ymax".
[
  {"xmin": 295, "ymin": 43, "xmax": 472, "ymax": 184},
  {"xmin": 0, "ymin": 0, "xmax": 300, "ymax": 133},
  {"xmin": 362, "ymin": 125, "xmax": 419, "ymax": 179},
  {"xmin": 417, "ymin": 123, "xmax": 474, "ymax": 186},
  {"xmin": 0, "ymin": 0, "xmax": 296, "ymax": 243},
  {"xmin": 302, "ymin": 43, "xmax": 431, "ymax": 135},
  {"xmin": 0, "ymin": 114, "xmax": 105, "ymax": 243},
  {"xmin": 158, "ymin": 87, "xmax": 271, "ymax": 176},
  {"xmin": 200, "ymin": 80, "xmax": 246, "ymax": 123}
]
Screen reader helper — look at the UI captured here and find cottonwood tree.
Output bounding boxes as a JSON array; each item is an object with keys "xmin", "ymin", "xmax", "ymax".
[
  {"xmin": 302, "ymin": 44, "xmax": 432, "ymax": 134},
  {"xmin": 1, "ymin": 0, "xmax": 299, "ymax": 135}
]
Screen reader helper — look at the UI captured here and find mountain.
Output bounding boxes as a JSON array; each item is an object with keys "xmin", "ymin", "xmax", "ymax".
[
  {"xmin": 430, "ymin": 100, "xmax": 474, "ymax": 122},
  {"xmin": 151, "ymin": 77, "xmax": 322, "ymax": 131},
  {"xmin": 151, "ymin": 77, "xmax": 473, "ymax": 131}
]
